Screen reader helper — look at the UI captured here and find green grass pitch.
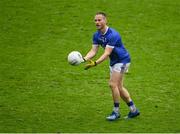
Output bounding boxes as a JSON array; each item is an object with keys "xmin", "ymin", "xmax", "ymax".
[{"xmin": 0, "ymin": 0, "xmax": 180, "ymax": 132}]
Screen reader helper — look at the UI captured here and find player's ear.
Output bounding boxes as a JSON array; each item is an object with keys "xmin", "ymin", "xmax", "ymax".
[{"xmin": 104, "ymin": 17, "xmax": 107, "ymax": 24}]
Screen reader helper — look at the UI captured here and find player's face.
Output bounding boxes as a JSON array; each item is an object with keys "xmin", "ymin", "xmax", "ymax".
[{"xmin": 94, "ymin": 14, "xmax": 107, "ymax": 30}]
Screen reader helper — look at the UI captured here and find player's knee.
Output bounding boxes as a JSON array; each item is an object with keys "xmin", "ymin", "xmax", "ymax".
[
  {"xmin": 109, "ymin": 81, "xmax": 118, "ymax": 89},
  {"xmin": 118, "ymin": 86, "xmax": 123, "ymax": 91}
]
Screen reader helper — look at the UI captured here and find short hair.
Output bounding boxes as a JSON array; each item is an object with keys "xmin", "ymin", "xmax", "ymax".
[{"xmin": 96, "ymin": 12, "xmax": 107, "ymax": 18}]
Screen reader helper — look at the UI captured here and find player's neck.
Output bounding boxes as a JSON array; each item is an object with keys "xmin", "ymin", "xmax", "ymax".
[{"xmin": 100, "ymin": 26, "xmax": 108, "ymax": 35}]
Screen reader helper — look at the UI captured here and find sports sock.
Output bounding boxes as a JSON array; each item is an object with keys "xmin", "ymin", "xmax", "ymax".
[
  {"xmin": 113, "ymin": 102, "xmax": 119, "ymax": 113},
  {"xmin": 127, "ymin": 101, "xmax": 137, "ymax": 113}
]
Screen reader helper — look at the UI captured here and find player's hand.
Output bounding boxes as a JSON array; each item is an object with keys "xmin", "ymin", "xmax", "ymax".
[{"xmin": 84, "ymin": 59, "xmax": 97, "ymax": 70}]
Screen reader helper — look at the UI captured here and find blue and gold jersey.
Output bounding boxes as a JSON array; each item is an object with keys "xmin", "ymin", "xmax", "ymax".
[{"xmin": 93, "ymin": 27, "xmax": 130, "ymax": 66}]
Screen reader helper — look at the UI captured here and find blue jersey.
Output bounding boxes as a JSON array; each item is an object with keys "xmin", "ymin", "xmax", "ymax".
[{"xmin": 93, "ymin": 27, "xmax": 130, "ymax": 66}]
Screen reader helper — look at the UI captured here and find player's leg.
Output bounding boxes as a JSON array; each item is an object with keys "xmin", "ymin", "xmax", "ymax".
[
  {"xmin": 118, "ymin": 63, "xmax": 140, "ymax": 118},
  {"xmin": 116, "ymin": 72, "xmax": 130, "ymax": 102},
  {"xmin": 120, "ymin": 87, "xmax": 138, "ymax": 113},
  {"xmin": 109, "ymin": 72, "xmax": 121, "ymax": 105},
  {"xmin": 120, "ymin": 87, "xmax": 131, "ymax": 102},
  {"xmin": 118, "ymin": 75, "xmax": 131, "ymax": 103},
  {"xmin": 121, "ymin": 88, "xmax": 140, "ymax": 118},
  {"xmin": 115, "ymin": 70, "xmax": 137, "ymax": 113},
  {"xmin": 106, "ymin": 69, "xmax": 121, "ymax": 121}
]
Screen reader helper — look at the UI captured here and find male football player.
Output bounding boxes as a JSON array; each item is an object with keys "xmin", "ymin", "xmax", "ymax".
[{"xmin": 83, "ymin": 12, "xmax": 140, "ymax": 121}]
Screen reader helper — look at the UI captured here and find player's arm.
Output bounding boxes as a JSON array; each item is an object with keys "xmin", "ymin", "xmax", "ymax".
[
  {"xmin": 84, "ymin": 45, "xmax": 99, "ymax": 61},
  {"xmin": 95, "ymin": 46, "xmax": 113, "ymax": 64},
  {"xmin": 84, "ymin": 45, "xmax": 113, "ymax": 70}
]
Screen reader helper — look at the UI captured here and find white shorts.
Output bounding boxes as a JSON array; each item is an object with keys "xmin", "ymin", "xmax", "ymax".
[{"xmin": 110, "ymin": 63, "xmax": 130, "ymax": 76}]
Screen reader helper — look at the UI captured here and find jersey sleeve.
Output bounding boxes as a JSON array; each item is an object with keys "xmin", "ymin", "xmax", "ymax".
[
  {"xmin": 92, "ymin": 33, "xmax": 99, "ymax": 45},
  {"xmin": 106, "ymin": 34, "xmax": 117, "ymax": 48}
]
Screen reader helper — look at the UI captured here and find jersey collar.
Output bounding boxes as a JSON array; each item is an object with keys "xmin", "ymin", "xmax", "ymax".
[{"xmin": 102, "ymin": 26, "xmax": 109, "ymax": 35}]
